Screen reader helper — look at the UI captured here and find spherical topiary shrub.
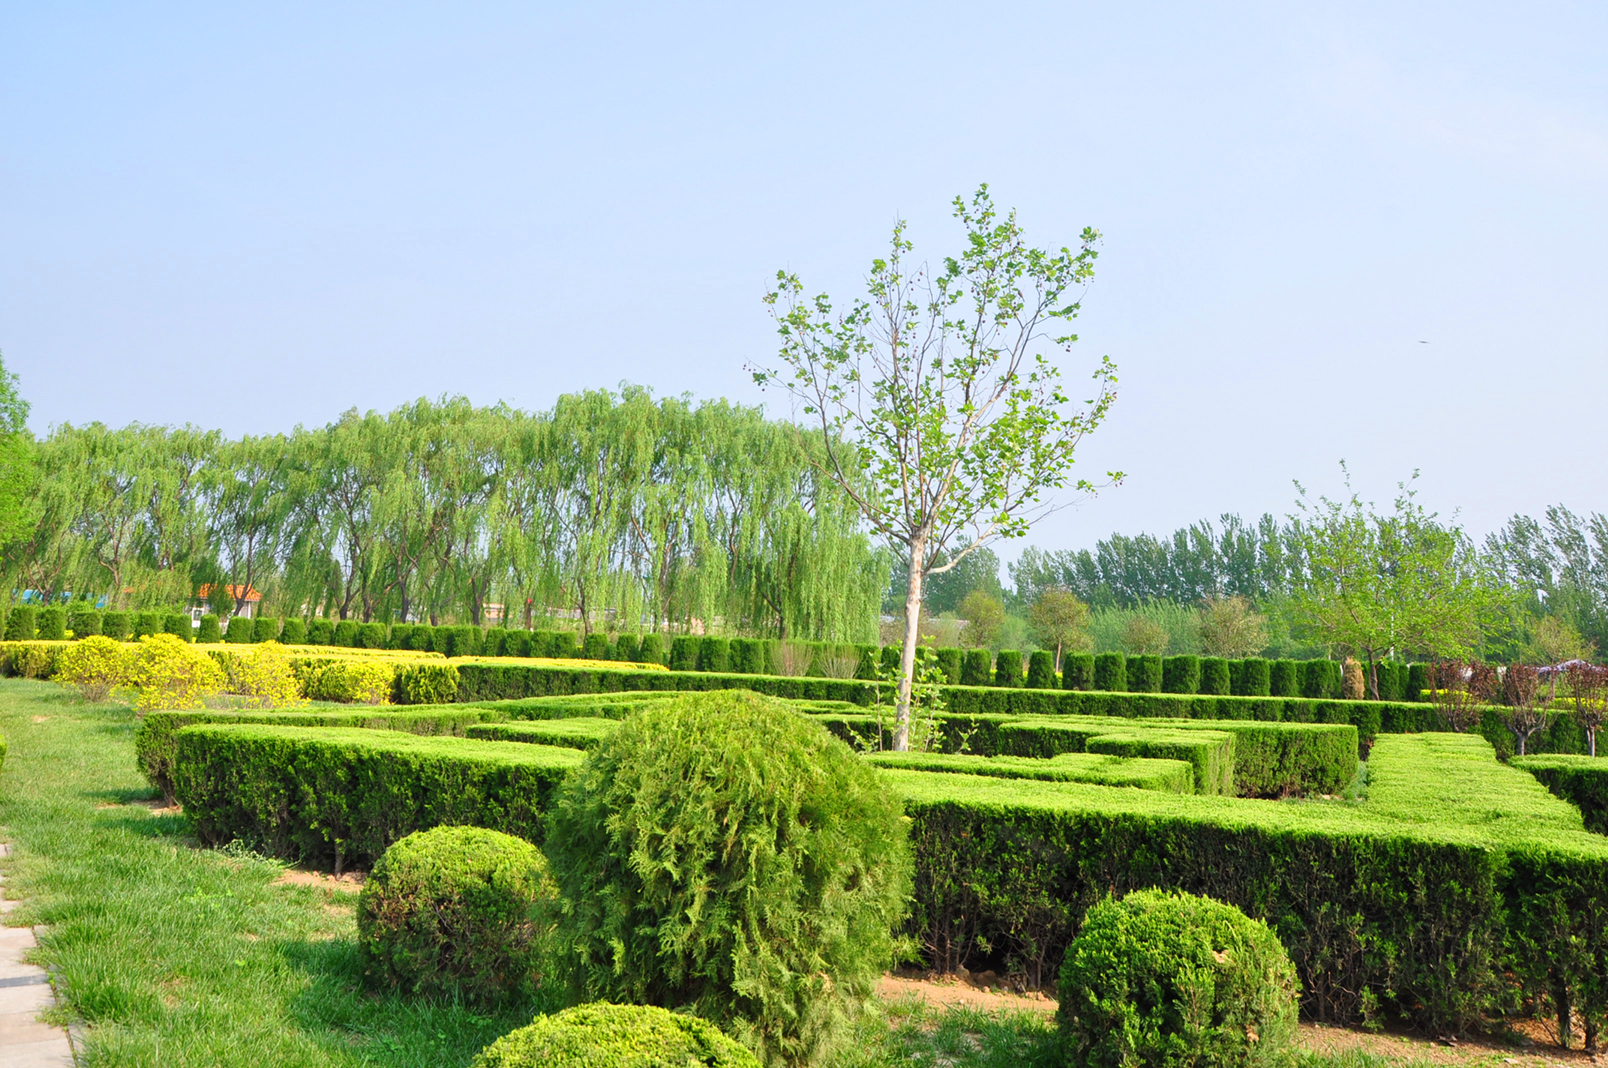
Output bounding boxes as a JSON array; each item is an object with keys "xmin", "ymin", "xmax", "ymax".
[
  {"xmin": 1058, "ymin": 889, "xmax": 1298, "ymax": 1068},
  {"xmin": 545, "ymin": 690, "xmax": 911, "ymax": 1067},
  {"xmin": 358, "ymin": 825, "xmax": 553, "ymax": 1003},
  {"xmin": 472, "ymin": 1002, "xmax": 760, "ymax": 1068}
]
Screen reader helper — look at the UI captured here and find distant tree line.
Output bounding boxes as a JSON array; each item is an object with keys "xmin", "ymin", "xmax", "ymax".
[{"xmin": 3, "ymin": 386, "xmax": 886, "ymax": 641}]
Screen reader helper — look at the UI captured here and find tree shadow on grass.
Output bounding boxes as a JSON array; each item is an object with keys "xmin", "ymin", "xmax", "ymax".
[{"xmin": 274, "ymin": 936, "xmax": 554, "ymax": 1068}]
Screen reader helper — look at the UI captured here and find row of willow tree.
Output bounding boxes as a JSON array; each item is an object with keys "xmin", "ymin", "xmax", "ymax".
[{"xmin": 4, "ymin": 387, "xmax": 886, "ymax": 640}]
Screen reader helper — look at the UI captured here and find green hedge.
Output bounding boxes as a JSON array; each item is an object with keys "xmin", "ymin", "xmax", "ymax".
[
  {"xmin": 465, "ymin": 718, "xmax": 620, "ymax": 750},
  {"xmin": 135, "ymin": 706, "xmax": 513, "ymax": 802},
  {"xmin": 1025, "ymin": 650, "xmax": 1055, "ymax": 689},
  {"xmin": 1200, "ymin": 656, "xmax": 1229, "ymax": 695},
  {"xmin": 1270, "ymin": 659, "xmax": 1299, "ymax": 697},
  {"xmin": 1237, "ymin": 657, "xmax": 1271, "ymax": 696},
  {"xmin": 1126, "ymin": 655, "xmax": 1161, "ymax": 693},
  {"xmin": 170, "ymin": 725, "xmax": 582, "ymax": 872},
  {"xmin": 225, "ymin": 615, "xmax": 254, "ymax": 644},
  {"xmin": 196, "ymin": 614, "xmax": 222, "ymax": 643},
  {"xmin": 1161, "ymin": 655, "xmax": 1199, "ymax": 694},
  {"xmin": 1513, "ymin": 754, "xmax": 1608, "ymax": 834},
  {"xmin": 37, "ymin": 607, "xmax": 66, "ymax": 641},
  {"xmin": 892, "ymin": 732, "xmax": 1608, "ymax": 1034},
  {"xmin": 306, "ymin": 619, "xmax": 334, "ymax": 645},
  {"xmin": 959, "ymin": 649, "xmax": 991, "ymax": 686},
  {"xmin": 454, "ymin": 662, "xmax": 877, "ymax": 704},
  {"xmin": 254, "ymin": 617, "xmax": 281, "ymax": 643},
  {"xmin": 2, "ymin": 606, "xmax": 35, "ymax": 641},
  {"xmin": 994, "ymin": 650, "xmax": 1023, "ymax": 688},
  {"xmin": 865, "ymin": 751, "xmax": 1194, "ymax": 793},
  {"xmin": 102, "ymin": 610, "xmax": 130, "ymax": 640},
  {"xmin": 67, "ymin": 605, "xmax": 102, "ymax": 638},
  {"xmin": 1062, "ymin": 653, "xmax": 1094, "ymax": 691},
  {"xmin": 1093, "ymin": 652, "xmax": 1125, "ymax": 692}
]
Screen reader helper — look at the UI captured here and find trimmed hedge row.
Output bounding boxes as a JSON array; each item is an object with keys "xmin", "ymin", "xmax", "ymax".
[
  {"xmin": 1512, "ymin": 754, "xmax": 1608, "ymax": 834},
  {"xmin": 864, "ymin": 751, "xmax": 1195, "ymax": 793},
  {"xmin": 455, "ymin": 663, "xmax": 877, "ymax": 704},
  {"xmin": 135, "ymin": 706, "xmax": 511, "ymax": 803},
  {"xmin": 170, "ymin": 725, "xmax": 582, "ymax": 872},
  {"xmin": 890, "ymin": 732, "xmax": 1608, "ymax": 1032},
  {"xmin": 464, "ymin": 718, "xmax": 620, "ymax": 750}
]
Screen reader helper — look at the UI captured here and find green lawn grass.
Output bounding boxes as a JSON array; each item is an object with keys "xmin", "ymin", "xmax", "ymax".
[{"xmin": 0, "ymin": 679, "xmax": 1066, "ymax": 1067}]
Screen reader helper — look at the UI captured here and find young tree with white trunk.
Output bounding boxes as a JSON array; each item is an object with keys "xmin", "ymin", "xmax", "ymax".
[{"xmin": 754, "ymin": 186, "xmax": 1120, "ymax": 750}]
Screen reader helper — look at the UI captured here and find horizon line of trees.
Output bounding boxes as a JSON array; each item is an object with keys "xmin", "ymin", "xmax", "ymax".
[{"xmin": 2, "ymin": 386, "xmax": 887, "ymax": 641}]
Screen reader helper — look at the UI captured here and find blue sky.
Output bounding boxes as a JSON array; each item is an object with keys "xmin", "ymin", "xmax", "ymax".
[{"xmin": 3, "ymin": 2, "xmax": 1605, "ymax": 556}]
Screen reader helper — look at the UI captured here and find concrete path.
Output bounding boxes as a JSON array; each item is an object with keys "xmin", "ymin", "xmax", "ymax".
[{"xmin": 0, "ymin": 844, "xmax": 75, "ymax": 1067}]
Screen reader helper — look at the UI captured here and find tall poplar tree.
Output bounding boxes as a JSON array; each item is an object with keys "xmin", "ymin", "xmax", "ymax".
[{"xmin": 756, "ymin": 186, "xmax": 1121, "ymax": 750}]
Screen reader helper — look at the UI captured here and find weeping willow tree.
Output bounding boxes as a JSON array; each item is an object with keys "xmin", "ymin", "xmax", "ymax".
[{"xmin": 8, "ymin": 387, "xmax": 883, "ymax": 640}]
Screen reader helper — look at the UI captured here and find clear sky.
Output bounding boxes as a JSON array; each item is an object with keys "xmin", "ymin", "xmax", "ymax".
[{"xmin": 3, "ymin": 2, "xmax": 1605, "ymax": 559}]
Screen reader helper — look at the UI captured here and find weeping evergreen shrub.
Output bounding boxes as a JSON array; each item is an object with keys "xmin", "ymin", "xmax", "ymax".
[
  {"xmin": 544, "ymin": 690, "xmax": 911, "ymax": 1067},
  {"xmin": 582, "ymin": 633, "xmax": 610, "ymax": 660},
  {"xmin": 1062, "ymin": 652, "xmax": 1095, "ymax": 691},
  {"xmin": 698, "ymin": 637, "xmax": 730, "ymax": 673},
  {"xmin": 1200, "ymin": 657, "xmax": 1230, "ymax": 695},
  {"xmin": 101, "ymin": 610, "xmax": 130, "ymax": 641},
  {"xmin": 638, "ymin": 633, "xmax": 666, "ymax": 665},
  {"xmin": 994, "ymin": 650, "xmax": 1024, "ymax": 688},
  {"xmin": 256, "ymin": 617, "xmax": 283, "ymax": 644},
  {"xmin": 960, "ymin": 649, "xmax": 992, "ymax": 686},
  {"xmin": 333, "ymin": 620, "xmax": 360, "ymax": 647},
  {"xmin": 669, "ymin": 636, "xmax": 699, "ymax": 672},
  {"xmin": 1027, "ymin": 651, "xmax": 1057, "ymax": 689},
  {"xmin": 1127, "ymin": 654, "xmax": 1162, "ymax": 693},
  {"xmin": 1058, "ymin": 889, "xmax": 1298, "ymax": 1068},
  {"xmin": 225, "ymin": 616, "xmax": 254, "ymax": 644},
  {"xmin": 1092, "ymin": 652, "xmax": 1126, "ymax": 692},
  {"xmin": 358, "ymin": 825, "xmax": 553, "ymax": 1003},
  {"xmin": 196, "ymin": 614, "xmax": 222, "ymax": 643},
  {"xmin": 1161, "ymin": 655, "xmax": 1200, "ymax": 694},
  {"xmin": 36, "ymin": 607, "xmax": 66, "ymax": 641},
  {"xmin": 935, "ymin": 647, "xmax": 963, "ymax": 685},
  {"xmin": 1269, "ymin": 659, "xmax": 1300, "ymax": 697},
  {"xmin": 1239, "ymin": 658, "xmax": 1271, "ymax": 697}
]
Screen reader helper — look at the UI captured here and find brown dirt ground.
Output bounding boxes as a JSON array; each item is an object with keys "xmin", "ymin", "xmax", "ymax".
[
  {"xmin": 273, "ymin": 868, "xmax": 366, "ymax": 891},
  {"xmin": 880, "ymin": 973, "xmax": 1607, "ymax": 1066}
]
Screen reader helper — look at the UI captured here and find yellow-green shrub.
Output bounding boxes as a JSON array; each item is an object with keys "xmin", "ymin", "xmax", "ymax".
[
  {"xmin": 53, "ymin": 636, "xmax": 131, "ymax": 702},
  {"xmin": 307, "ymin": 659, "xmax": 395, "ymax": 704},
  {"xmin": 127, "ymin": 634, "xmax": 226, "ymax": 713},
  {"xmin": 0, "ymin": 640, "xmax": 66, "ymax": 679},
  {"xmin": 230, "ymin": 641, "xmax": 305, "ymax": 709}
]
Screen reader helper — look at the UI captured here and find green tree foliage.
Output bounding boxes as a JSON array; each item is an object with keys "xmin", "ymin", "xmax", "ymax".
[
  {"xmin": 1288, "ymin": 466, "xmax": 1490, "ymax": 697},
  {"xmin": 2, "ymin": 390, "xmax": 882, "ymax": 642},
  {"xmin": 958, "ymin": 589, "xmax": 1005, "ymax": 649},
  {"xmin": 544, "ymin": 691, "xmax": 911, "ymax": 1067},
  {"xmin": 1028, "ymin": 588, "xmax": 1091, "ymax": 670},
  {"xmin": 757, "ymin": 185, "xmax": 1119, "ymax": 750},
  {"xmin": 0, "ymin": 352, "xmax": 37, "ymax": 554},
  {"xmin": 1197, "ymin": 595, "xmax": 1268, "ymax": 657}
]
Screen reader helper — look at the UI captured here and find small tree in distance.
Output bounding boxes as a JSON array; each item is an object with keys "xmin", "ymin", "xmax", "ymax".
[
  {"xmin": 1564, "ymin": 661, "xmax": 1606, "ymax": 757},
  {"xmin": 755, "ymin": 186, "xmax": 1120, "ymax": 750},
  {"xmin": 958, "ymin": 589, "xmax": 1005, "ymax": 649},
  {"xmin": 1123, "ymin": 615, "xmax": 1169, "ymax": 656},
  {"xmin": 1029, "ymin": 588, "xmax": 1091, "ymax": 670},
  {"xmin": 1500, "ymin": 663, "xmax": 1552, "ymax": 756},
  {"xmin": 1197, "ymin": 595, "xmax": 1267, "ymax": 658}
]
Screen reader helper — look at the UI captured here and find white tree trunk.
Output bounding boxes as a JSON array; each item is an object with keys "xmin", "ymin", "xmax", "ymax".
[{"xmin": 894, "ymin": 538, "xmax": 925, "ymax": 751}]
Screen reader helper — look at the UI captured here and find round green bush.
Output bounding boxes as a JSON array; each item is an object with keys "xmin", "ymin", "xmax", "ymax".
[
  {"xmin": 279, "ymin": 618, "xmax": 307, "ymax": 645},
  {"xmin": 36, "ymin": 606, "xmax": 66, "ymax": 641},
  {"xmin": 472, "ymin": 1002, "xmax": 760, "ymax": 1068},
  {"xmin": 358, "ymin": 825, "xmax": 553, "ymax": 1003},
  {"xmin": 545, "ymin": 690, "xmax": 911, "ymax": 1067},
  {"xmin": 1058, "ymin": 889, "xmax": 1299, "ymax": 1068}
]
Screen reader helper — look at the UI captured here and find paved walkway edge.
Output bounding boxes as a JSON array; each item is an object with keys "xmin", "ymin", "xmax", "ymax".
[{"xmin": 0, "ymin": 842, "xmax": 76, "ymax": 1067}]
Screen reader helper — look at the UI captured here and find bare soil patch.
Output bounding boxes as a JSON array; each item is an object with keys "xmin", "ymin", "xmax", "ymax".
[{"xmin": 274, "ymin": 868, "xmax": 366, "ymax": 891}]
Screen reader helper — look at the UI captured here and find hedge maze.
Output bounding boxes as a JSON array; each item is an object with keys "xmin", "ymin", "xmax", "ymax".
[{"xmin": 144, "ymin": 686, "xmax": 1608, "ymax": 1041}]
